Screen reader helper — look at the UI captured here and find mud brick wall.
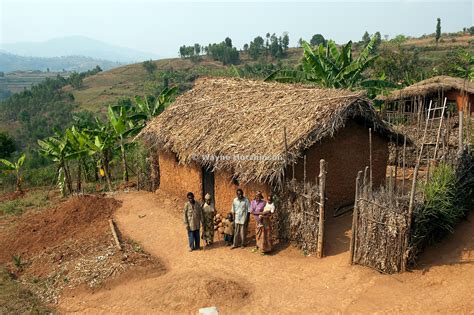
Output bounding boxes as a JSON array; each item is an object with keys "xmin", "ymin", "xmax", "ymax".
[{"xmin": 292, "ymin": 121, "xmax": 388, "ymax": 215}]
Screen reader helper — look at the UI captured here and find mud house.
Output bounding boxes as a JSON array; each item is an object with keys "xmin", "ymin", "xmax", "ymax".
[
  {"xmin": 140, "ymin": 77, "xmax": 397, "ymax": 219},
  {"xmin": 379, "ymin": 76, "xmax": 474, "ymax": 124}
]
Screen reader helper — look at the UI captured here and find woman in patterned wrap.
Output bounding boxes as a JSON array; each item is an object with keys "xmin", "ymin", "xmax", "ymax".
[{"xmin": 202, "ymin": 193, "xmax": 215, "ymax": 247}]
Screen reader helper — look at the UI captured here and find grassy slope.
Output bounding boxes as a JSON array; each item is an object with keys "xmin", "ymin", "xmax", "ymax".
[{"xmin": 62, "ymin": 34, "xmax": 474, "ymax": 113}]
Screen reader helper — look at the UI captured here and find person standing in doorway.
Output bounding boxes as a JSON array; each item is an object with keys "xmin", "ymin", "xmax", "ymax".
[
  {"xmin": 183, "ymin": 192, "xmax": 203, "ymax": 252},
  {"xmin": 231, "ymin": 188, "xmax": 250, "ymax": 249},
  {"xmin": 201, "ymin": 193, "xmax": 215, "ymax": 247}
]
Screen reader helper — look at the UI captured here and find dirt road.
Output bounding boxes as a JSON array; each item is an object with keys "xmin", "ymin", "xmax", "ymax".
[{"xmin": 59, "ymin": 191, "xmax": 474, "ymax": 314}]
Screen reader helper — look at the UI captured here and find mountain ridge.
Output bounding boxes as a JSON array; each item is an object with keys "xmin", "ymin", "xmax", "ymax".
[{"xmin": 0, "ymin": 36, "xmax": 162, "ymax": 63}]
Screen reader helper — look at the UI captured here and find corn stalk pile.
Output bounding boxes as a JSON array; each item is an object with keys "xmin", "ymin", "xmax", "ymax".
[{"xmin": 273, "ymin": 179, "xmax": 320, "ymax": 253}]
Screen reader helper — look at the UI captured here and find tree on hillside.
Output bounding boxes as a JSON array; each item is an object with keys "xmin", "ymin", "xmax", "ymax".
[
  {"xmin": 373, "ymin": 32, "xmax": 382, "ymax": 53},
  {"xmin": 194, "ymin": 43, "xmax": 201, "ymax": 55},
  {"xmin": 68, "ymin": 72, "xmax": 84, "ymax": 88},
  {"xmin": 225, "ymin": 37, "xmax": 233, "ymax": 48},
  {"xmin": 143, "ymin": 60, "xmax": 157, "ymax": 75},
  {"xmin": 362, "ymin": 31, "xmax": 371, "ymax": 46},
  {"xmin": 310, "ymin": 34, "xmax": 326, "ymax": 47},
  {"xmin": 435, "ymin": 18, "xmax": 441, "ymax": 45},
  {"xmin": 0, "ymin": 132, "xmax": 16, "ymax": 158},
  {"xmin": 282, "ymin": 32, "xmax": 290, "ymax": 50},
  {"xmin": 249, "ymin": 36, "xmax": 265, "ymax": 60},
  {"xmin": 297, "ymin": 38, "xmax": 303, "ymax": 48},
  {"xmin": 243, "ymin": 43, "xmax": 249, "ymax": 52}
]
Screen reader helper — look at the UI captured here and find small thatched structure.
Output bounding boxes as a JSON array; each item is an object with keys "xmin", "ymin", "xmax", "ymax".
[
  {"xmin": 379, "ymin": 76, "xmax": 474, "ymax": 124},
  {"xmin": 380, "ymin": 76, "xmax": 474, "ymax": 102}
]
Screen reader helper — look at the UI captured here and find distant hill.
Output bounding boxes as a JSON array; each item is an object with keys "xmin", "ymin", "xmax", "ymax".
[
  {"xmin": 0, "ymin": 36, "xmax": 161, "ymax": 63},
  {"xmin": 0, "ymin": 52, "xmax": 123, "ymax": 72},
  {"xmin": 69, "ymin": 34, "xmax": 474, "ymax": 113}
]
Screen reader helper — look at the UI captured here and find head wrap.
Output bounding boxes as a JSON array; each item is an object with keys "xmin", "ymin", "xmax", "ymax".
[{"xmin": 205, "ymin": 193, "xmax": 212, "ymax": 200}]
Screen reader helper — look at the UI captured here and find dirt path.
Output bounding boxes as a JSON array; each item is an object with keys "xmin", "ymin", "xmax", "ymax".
[{"xmin": 59, "ymin": 191, "xmax": 474, "ymax": 314}]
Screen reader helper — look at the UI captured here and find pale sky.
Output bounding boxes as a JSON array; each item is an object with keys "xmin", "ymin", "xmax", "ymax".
[{"xmin": 1, "ymin": 0, "xmax": 473, "ymax": 57}]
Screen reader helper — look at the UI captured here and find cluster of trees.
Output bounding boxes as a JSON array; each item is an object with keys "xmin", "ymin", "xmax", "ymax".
[
  {"xmin": 245, "ymin": 32, "xmax": 290, "ymax": 60},
  {"xmin": 179, "ymin": 38, "xmax": 240, "ymax": 65},
  {"xmin": 178, "ymin": 44, "xmax": 203, "ymax": 59},
  {"xmin": 0, "ymin": 76, "xmax": 76, "ymax": 149},
  {"xmin": 36, "ymin": 87, "xmax": 177, "ymax": 195},
  {"xmin": 206, "ymin": 38, "xmax": 240, "ymax": 65},
  {"xmin": 0, "ymin": 66, "xmax": 104, "ymax": 150},
  {"xmin": 68, "ymin": 65, "xmax": 102, "ymax": 88}
]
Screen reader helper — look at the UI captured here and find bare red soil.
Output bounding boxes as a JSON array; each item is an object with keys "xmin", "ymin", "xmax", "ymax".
[
  {"xmin": 59, "ymin": 191, "xmax": 474, "ymax": 314},
  {"xmin": 0, "ymin": 195, "xmax": 120, "ymax": 263}
]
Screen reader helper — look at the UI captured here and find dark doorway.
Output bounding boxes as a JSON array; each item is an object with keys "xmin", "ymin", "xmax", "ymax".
[{"xmin": 202, "ymin": 167, "xmax": 215, "ymax": 202}]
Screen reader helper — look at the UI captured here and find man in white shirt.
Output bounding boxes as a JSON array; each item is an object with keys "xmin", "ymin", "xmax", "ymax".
[{"xmin": 230, "ymin": 188, "xmax": 251, "ymax": 249}]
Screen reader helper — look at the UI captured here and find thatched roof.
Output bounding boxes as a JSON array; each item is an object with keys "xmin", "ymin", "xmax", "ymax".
[
  {"xmin": 140, "ymin": 77, "xmax": 396, "ymax": 185},
  {"xmin": 380, "ymin": 76, "xmax": 474, "ymax": 101}
]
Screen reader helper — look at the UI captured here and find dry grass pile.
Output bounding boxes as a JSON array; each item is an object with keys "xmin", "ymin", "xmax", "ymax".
[{"xmin": 274, "ymin": 180, "xmax": 320, "ymax": 253}]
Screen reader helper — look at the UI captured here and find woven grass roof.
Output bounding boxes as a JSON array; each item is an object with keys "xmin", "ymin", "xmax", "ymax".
[
  {"xmin": 140, "ymin": 77, "xmax": 395, "ymax": 185},
  {"xmin": 380, "ymin": 76, "xmax": 474, "ymax": 101}
]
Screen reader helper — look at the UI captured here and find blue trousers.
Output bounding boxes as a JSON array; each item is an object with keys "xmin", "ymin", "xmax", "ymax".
[{"xmin": 188, "ymin": 229, "xmax": 200, "ymax": 250}]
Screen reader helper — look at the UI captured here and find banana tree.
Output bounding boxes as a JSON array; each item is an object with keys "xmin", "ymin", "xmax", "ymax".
[
  {"xmin": 83, "ymin": 118, "xmax": 115, "ymax": 191},
  {"xmin": 134, "ymin": 86, "xmax": 178, "ymax": 121},
  {"xmin": 0, "ymin": 153, "xmax": 26, "ymax": 192},
  {"xmin": 107, "ymin": 105, "xmax": 146, "ymax": 184},
  {"xmin": 38, "ymin": 135, "xmax": 74, "ymax": 196},
  {"xmin": 134, "ymin": 87, "xmax": 178, "ymax": 190},
  {"xmin": 65, "ymin": 126, "xmax": 94, "ymax": 192},
  {"xmin": 265, "ymin": 36, "xmax": 393, "ymax": 97}
]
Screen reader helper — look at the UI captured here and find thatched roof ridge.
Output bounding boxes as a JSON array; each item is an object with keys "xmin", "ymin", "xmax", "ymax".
[
  {"xmin": 380, "ymin": 76, "xmax": 474, "ymax": 101},
  {"xmin": 140, "ymin": 77, "xmax": 395, "ymax": 185}
]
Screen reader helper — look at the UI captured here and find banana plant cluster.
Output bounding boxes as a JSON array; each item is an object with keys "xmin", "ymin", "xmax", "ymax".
[
  {"xmin": 37, "ymin": 87, "xmax": 178, "ymax": 195},
  {"xmin": 265, "ymin": 36, "xmax": 394, "ymax": 98},
  {"xmin": 0, "ymin": 153, "xmax": 26, "ymax": 192}
]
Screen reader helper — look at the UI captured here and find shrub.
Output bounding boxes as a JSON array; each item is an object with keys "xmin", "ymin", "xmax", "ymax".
[{"xmin": 411, "ymin": 163, "xmax": 459, "ymax": 251}]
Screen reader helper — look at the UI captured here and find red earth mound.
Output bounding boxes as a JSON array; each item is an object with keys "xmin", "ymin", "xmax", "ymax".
[
  {"xmin": 0, "ymin": 195, "xmax": 121, "ymax": 263},
  {"xmin": 0, "ymin": 190, "xmax": 26, "ymax": 202}
]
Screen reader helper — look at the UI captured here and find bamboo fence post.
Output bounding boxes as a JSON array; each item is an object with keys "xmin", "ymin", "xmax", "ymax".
[
  {"xmin": 402, "ymin": 162, "xmax": 419, "ymax": 272},
  {"xmin": 394, "ymin": 134, "xmax": 399, "ymax": 191},
  {"xmin": 402, "ymin": 135, "xmax": 406, "ymax": 193},
  {"xmin": 459, "ymin": 110, "xmax": 464, "ymax": 152},
  {"xmin": 317, "ymin": 159, "xmax": 327, "ymax": 258},
  {"xmin": 303, "ymin": 155, "xmax": 307, "ymax": 192},
  {"xmin": 349, "ymin": 170, "xmax": 363, "ymax": 264},
  {"xmin": 363, "ymin": 166, "xmax": 369, "ymax": 198},
  {"xmin": 369, "ymin": 128, "xmax": 373, "ymax": 195},
  {"xmin": 283, "ymin": 127, "xmax": 289, "ymax": 183}
]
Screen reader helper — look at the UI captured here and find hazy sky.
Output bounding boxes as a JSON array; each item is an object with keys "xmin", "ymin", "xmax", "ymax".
[{"xmin": 1, "ymin": 0, "xmax": 473, "ymax": 57}]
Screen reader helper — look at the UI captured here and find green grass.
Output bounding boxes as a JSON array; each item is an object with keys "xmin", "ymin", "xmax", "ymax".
[
  {"xmin": 0, "ymin": 190, "xmax": 51, "ymax": 216},
  {"xmin": 0, "ymin": 268, "xmax": 53, "ymax": 314}
]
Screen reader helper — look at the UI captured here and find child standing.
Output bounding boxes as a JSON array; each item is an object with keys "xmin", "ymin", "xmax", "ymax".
[{"xmin": 223, "ymin": 213, "xmax": 234, "ymax": 246}]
